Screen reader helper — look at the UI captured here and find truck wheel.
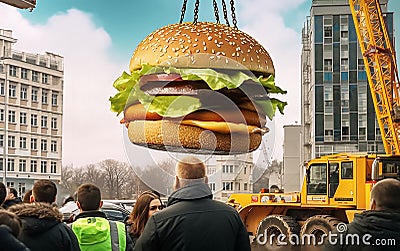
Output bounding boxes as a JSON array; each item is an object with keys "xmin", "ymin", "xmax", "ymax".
[
  {"xmin": 300, "ymin": 215, "xmax": 342, "ymax": 247},
  {"xmin": 254, "ymin": 215, "xmax": 300, "ymax": 249}
]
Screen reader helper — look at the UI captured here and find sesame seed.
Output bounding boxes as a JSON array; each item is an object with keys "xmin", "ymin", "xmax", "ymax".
[
  {"xmin": 204, "ymin": 46, "xmax": 207, "ymax": 51},
  {"xmin": 208, "ymin": 36, "xmax": 213, "ymax": 40},
  {"xmin": 193, "ymin": 44, "xmax": 198, "ymax": 47}
]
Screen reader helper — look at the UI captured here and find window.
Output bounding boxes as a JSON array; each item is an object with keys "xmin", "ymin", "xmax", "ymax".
[
  {"xmin": 0, "ymin": 109, "xmax": 4, "ymax": 122},
  {"xmin": 31, "ymin": 88, "xmax": 38, "ymax": 102},
  {"xmin": 244, "ymin": 167, "xmax": 247, "ymax": 175},
  {"xmin": 19, "ymin": 159, "xmax": 26, "ymax": 172},
  {"xmin": 341, "ymin": 31, "xmax": 349, "ymax": 42},
  {"xmin": 341, "ymin": 162, "xmax": 353, "ymax": 179},
  {"xmin": 20, "ymin": 137, "xmax": 27, "ymax": 149},
  {"xmin": 42, "ymin": 90, "xmax": 48, "ymax": 104},
  {"xmin": 341, "ymin": 59, "xmax": 349, "ymax": 71},
  {"xmin": 20, "ymin": 112, "xmax": 27, "ymax": 125},
  {"xmin": 307, "ymin": 163, "xmax": 327, "ymax": 195},
  {"xmin": 0, "ymin": 159, "xmax": 2, "ymax": 171},
  {"xmin": 209, "ymin": 183, "xmax": 216, "ymax": 191},
  {"xmin": 18, "ymin": 183, "xmax": 26, "ymax": 196},
  {"xmin": 41, "ymin": 116, "xmax": 48, "ymax": 128},
  {"xmin": 235, "ymin": 182, "xmax": 240, "ymax": 190},
  {"xmin": 42, "ymin": 73, "xmax": 48, "ymax": 84},
  {"xmin": 51, "ymin": 118, "xmax": 58, "ymax": 130},
  {"xmin": 30, "ymin": 160, "xmax": 37, "ymax": 172},
  {"xmin": 51, "ymin": 161, "xmax": 57, "ymax": 173},
  {"xmin": 9, "ymin": 84, "xmax": 16, "ymax": 98},
  {"xmin": 324, "ymin": 26, "xmax": 332, "ymax": 37},
  {"xmin": 6, "ymin": 182, "xmax": 14, "ymax": 188},
  {"xmin": 0, "ymin": 81, "xmax": 4, "ymax": 95},
  {"xmin": 40, "ymin": 161, "xmax": 47, "ymax": 173},
  {"xmin": 21, "ymin": 68, "xmax": 28, "ymax": 79},
  {"xmin": 222, "ymin": 182, "xmax": 234, "ymax": 191},
  {"xmin": 8, "ymin": 110, "xmax": 15, "ymax": 123},
  {"xmin": 0, "ymin": 135, "xmax": 3, "ymax": 147},
  {"xmin": 20, "ymin": 85, "xmax": 27, "ymax": 100},
  {"xmin": 7, "ymin": 159, "xmax": 15, "ymax": 171},
  {"xmin": 222, "ymin": 165, "xmax": 234, "ymax": 173},
  {"xmin": 51, "ymin": 140, "xmax": 57, "ymax": 152},
  {"xmin": 31, "ymin": 114, "xmax": 38, "ymax": 126},
  {"xmin": 8, "ymin": 135, "xmax": 15, "ymax": 148},
  {"xmin": 31, "ymin": 138, "xmax": 37, "ymax": 150},
  {"xmin": 52, "ymin": 93, "xmax": 58, "ymax": 106},
  {"xmin": 41, "ymin": 139, "xmax": 47, "ymax": 151},
  {"xmin": 244, "ymin": 183, "xmax": 248, "ymax": 191},
  {"xmin": 324, "ymin": 59, "xmax": 332, "ymax": 71},
  {"xmin": 9, "ymin": 65, "xmax": 17, "ymax": 77},
  {"xmin": 32, "ymin": 71, "xmax": 39, "ymax": 82}
]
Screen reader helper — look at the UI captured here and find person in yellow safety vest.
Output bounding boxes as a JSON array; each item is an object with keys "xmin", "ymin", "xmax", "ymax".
[{"xmin": 71, "ymin": 183, "xmax": 134, "ymax": 251}]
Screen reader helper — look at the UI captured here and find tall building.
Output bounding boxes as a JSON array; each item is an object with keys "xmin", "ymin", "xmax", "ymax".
[
  {"xmin": 283, "ymin": 124, "xmax": 302, "ymax": 192},
  {"xmin": 0, "ymin": 29, "xmax": 63, "ymax": 196},
  {"xmin": 206, "ymin": 154, "xmax": 253, "ymax": 201},
  {"xmin": 301, "ymin": 0, "xmax": 394, "ymax": 162}
]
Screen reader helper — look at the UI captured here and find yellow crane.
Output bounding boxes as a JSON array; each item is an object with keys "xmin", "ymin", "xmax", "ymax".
[{"xmin": 227, "ymin": 0, "xmax": 400, "ymax": 248}]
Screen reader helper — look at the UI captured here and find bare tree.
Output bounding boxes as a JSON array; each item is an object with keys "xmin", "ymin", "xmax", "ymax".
[
  {"xmin": 84, "ymin": 164, "xmax": 105, "ymax": 190},
  {"xmin": 100, "ymin": 159, "xmax": 130, "ymax": 199}
]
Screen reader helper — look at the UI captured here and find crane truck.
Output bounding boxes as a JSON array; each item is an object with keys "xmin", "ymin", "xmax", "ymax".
[{"xmin": 227, "ymin": 0, "xmax": 400, "ymax": 248}]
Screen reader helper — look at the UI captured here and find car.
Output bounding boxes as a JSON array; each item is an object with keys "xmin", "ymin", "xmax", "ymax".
[{"xmin": 59, "ymin": 201, "xmax": 131, "ymax": 223}]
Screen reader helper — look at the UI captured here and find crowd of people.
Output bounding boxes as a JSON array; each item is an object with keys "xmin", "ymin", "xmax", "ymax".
[{"xmin": 0, "ymin": 156, "xmax": 399, "ymax": 251}]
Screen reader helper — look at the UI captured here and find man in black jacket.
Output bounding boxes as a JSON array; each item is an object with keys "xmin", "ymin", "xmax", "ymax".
[
  {"xmin": 323, "ymin": 178, "xmax": 400, "ymax": 251},
  {"xmin": 0, "ymin": 182, "xmax": 6, "ymax": 208},
  {"xmin": 133, "ymin": 156, "xmax": 251, "ymax": 251},
  {"xmin": 8, "ymin": 179, "xmax": 80, "ymax": 251}
]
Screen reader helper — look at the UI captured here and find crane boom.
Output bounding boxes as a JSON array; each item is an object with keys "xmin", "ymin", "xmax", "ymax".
[{"xmin": 349, "ymin": 0, "xmax": 400, "ymax": 155}]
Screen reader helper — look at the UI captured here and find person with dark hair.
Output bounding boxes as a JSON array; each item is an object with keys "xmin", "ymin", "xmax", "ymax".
[
  {"xmin": 324, "ymin": 178, "xmax": 400, "ymax": 251},
  {"xmin": 0, "ymin": 210, "xmax": 30, "ymax": 251},
  {"xmin": 2, "ymin": 187, "xmax": 23, "ymax": 209},
  {"xmin": 30, "ymin": 180, "xmax": 57, "ymax": 203},
  {"xmin": 22, "ymin": 190, "xmax": 32, "ymax": 204},
  {"xmin": 8, "ymin": 179, "xmax": 80, "ymax": 251},
  {"xmin": 71, "ymin": 183, "xmax": 133, "ymax": 251},
  {"xmin": 126, "ymin": 191, "xmax": 163, "ymax": 245},
  {"xmin": 0, "ymin": 182, "xmax": 6, "ymax": 207},
  {"xmin": 133, "ymin": 156, "xmax": 251, "ymax": 251}
]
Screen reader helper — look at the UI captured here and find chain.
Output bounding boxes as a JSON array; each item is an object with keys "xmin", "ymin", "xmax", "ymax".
[
  {"xmin": 179, "ymin": 0, "xmax": 188, "ymax": 23},
  {"xmin": 230, "ymin": 0, "xmax": 237, "ymax": 28},
  {"xmin": 221, "ymin": 0, "xmax": 230, "ymax": 26},
  {"xmin": 194, "ymin": 0, "xmax": 200, "ymax": 24},
  {"xmin": 213, "ymin": 0, "xmax": 220, "ymax": 23}
]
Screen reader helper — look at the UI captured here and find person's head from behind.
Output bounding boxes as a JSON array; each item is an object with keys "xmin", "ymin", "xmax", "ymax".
[
  {"xmin": 23, "ymin": 189, "xmax": 32, "ymax": 203},
  {"xmin": 174, "ymin": 156, "xmax": 207, "ymax": 190},
  {"xmin": 76, "ymin": 183, "xmax": 102, "ymax": 212},
  {"xmin": 31, "ymin": 180, "xmax": 57, "ymax": 204},
  {"xmin": 127, "ymin": 191, "xmax": 162, "ymax": 238},
  {"xmin": 0, "ymin": 210, "xmax": 22, "ymax": 237},
  {"xmin": 370, "ymin": 178, "xmax": 400, "ymax": 211},
  {"xmin": 0, "ymin": 182, "xmax": 6, "ymax": 205}
]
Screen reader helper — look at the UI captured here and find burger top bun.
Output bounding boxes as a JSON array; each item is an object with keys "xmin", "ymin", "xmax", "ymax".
[{"xmin": 129, "ymin": 22, "xmax": 274, "ymax": 75}]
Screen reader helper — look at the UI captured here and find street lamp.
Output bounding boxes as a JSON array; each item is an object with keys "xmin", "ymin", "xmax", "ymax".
[{"xmin": 0, "ymin": 60, "xmax": 8, "ymax": 185}]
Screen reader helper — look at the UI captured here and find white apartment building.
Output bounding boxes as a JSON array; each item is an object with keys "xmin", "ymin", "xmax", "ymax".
[
  {"xmin": 0, "ymin": 29, "xmax": 63, "ymax": 196},
  {"xmin": 207, "ymin": 154, "xmax": 253, "ymax": 201}
]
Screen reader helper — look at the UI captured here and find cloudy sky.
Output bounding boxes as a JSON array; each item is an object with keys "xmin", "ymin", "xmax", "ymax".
[{"xmin": 0, "ymin": 0, "xmax": 398, "ymax": 167}]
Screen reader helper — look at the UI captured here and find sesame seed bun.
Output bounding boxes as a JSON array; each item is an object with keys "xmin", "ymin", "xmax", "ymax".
[
  {"xmin": 128, "ymin": 120, "xmax": 262, "ymax": 154},
  {"xmin": 129, "ymin": 22, "xmax": 275, "ymax": 75}
]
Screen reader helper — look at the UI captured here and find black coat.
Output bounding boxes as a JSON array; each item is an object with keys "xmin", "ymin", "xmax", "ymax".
[
  {"xmin": 323, "ymin": 210, "xmax": 400, "ymax": 251},
  {"xmin": 8, "ymin": 202, "xmax": 81, "ymax": 251},
  {"xmin": 2, "ymin": 197, "xmax": 22, "ymax": 209},
  {"xmin": 0, "ymin": 225, "xmax": 30, "ymax": 251},
  {"xmin": 133, "ymin": 182, "xmax": 251, "ymax": 251}
]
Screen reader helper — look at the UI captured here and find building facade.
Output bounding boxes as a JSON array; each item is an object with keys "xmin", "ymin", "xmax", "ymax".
[
  {"xmin": 0, "ymin": 29, "xmax": 63, "ymax": 196},
  {"xmin": 283, "ymin": 125, "xmax": 302, "ymax": 192},
  {"xmin": 207, "ymin": 154, "xmax": 253, "ymax": 201},
  {"xmin": 301, "ymin": 0, "xmax": 394, "ymax": 162}
]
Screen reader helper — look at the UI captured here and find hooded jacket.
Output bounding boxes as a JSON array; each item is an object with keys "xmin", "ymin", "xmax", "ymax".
[
  {"xmin": 2, "ymin": 197, "xmax": 23, "ymax": 209},
  {"xmin": 0, "ymin": 225, "xmax": 30, "ymax": 251},
  {"xmin": 71, "ymin": 210, "xmax": 133, "ymax": 251},
  {"xmin": 133, "ymin": 181, "xmax": 251, "ymax": 251},
  {"xmin": 8, "ymin": 202, "xmax": 80, "ymax": 251},
  {"xmin": 323, "ymin": 210, "xmax": 400, "ymax": 251}
]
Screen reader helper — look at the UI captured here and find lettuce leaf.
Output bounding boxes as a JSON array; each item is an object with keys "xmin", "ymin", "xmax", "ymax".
[{"xmin": 109, "ymin": 64, "xmax": 287, "ymax": 119}]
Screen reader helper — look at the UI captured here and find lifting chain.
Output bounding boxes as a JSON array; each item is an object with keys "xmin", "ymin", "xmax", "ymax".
[
  {"xmin": 213, "ymin": 0, "xmax": 220, "ymax": 23},
  {"xmin": 179, "ymin": 0, "xmax": 237, "ymax": 28},
  {"xmin": 193, "ymin": 0, "xmax": 200, "ymax": 24}
]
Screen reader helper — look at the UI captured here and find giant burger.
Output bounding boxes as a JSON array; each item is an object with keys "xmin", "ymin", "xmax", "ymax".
[{"xmin": 110, "ymin": 22, "xmax": 286, "ymax": 154}]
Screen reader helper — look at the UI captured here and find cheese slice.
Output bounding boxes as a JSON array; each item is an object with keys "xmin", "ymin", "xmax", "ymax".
[{"xmin": 180, "ymin": 120, "xmax": 267, "ymax": 134}]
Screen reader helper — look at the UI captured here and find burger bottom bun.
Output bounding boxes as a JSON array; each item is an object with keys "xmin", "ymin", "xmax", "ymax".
[{"xmin": 128, "ymin": 120, "xmax": 262, "ymax": 154}]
